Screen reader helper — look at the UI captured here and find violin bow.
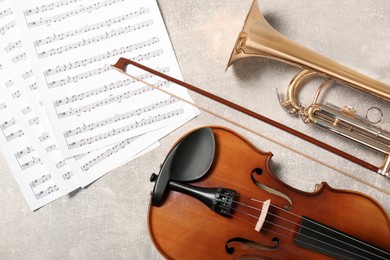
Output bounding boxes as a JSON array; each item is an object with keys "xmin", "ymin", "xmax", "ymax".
[{"xmin": 111, "ymin": 58, "xmax": 389, "ymax": 195}]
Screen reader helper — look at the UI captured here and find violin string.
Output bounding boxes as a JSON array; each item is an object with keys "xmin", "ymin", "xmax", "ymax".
[
  {"xmin": 225, "ymin": 210, "xmax": 357, "ymax": 260},
  {"xmin": 231, "ymin": 195, "xmax": 389, "ymax": 259},
  {"xmin": 229, "ymin": 204, "xmax": 373, "ymax": 260},
  {"xmin": 111, "ymin": 66, "xmax": 389, "ymax": 257},
  {"xmin": 112, "ymin": 66, "xmax": 390, "ymax": 196},
  {"xmin": 235, "ymin": 195, "xmax": 390, "ymax": 258}
]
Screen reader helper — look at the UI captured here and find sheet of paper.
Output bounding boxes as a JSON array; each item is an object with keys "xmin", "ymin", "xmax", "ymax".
[
  {"xmin": 67, "ymin": 122, "xmax": 184, "ymax": 187},
  {"xmin": 0, "ymin": 0, "xmax": 198, "ymax": 209},
  {"xmin": 10, "ymin": 0, "xmax": 198, "ymax": 159},
  {"xmin": 0, "ymin": 1, "xmax": 80, "ymax": 196},
  {"xmin": 0, "ymin": 94, "xmax": 64, "ymax": 210}
]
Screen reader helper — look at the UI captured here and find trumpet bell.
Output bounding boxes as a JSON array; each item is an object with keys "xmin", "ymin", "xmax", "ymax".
[{"xmin": 227, "ymin": 0, "xmax": 390, "ymax": 102}]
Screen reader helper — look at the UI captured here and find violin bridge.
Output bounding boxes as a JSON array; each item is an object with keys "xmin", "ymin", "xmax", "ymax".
[{"xmin": 255, "ymin": 199, "xmax": 271, "ymax": 232}]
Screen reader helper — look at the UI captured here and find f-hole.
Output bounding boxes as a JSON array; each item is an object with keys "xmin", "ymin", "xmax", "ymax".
[{"xmin": 250, "ymin": 168, "xmax": 293, "ymax": 210}]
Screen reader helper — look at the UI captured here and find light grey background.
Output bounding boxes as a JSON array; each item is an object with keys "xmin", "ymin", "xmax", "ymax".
[{"xmin": 1, "ymin": 0, "xmax": 389, "ymax": 259}]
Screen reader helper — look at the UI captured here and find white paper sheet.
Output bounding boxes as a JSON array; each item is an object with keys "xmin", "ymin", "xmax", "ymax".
[
  {"xmin": 0, "ymin": 94, "xmax": 63, "ymax": 210},
  {"xmin": 10, "ymin": 0, "xmax": 198, "ymax": 158},
  {"xmin": 0, "ymin": 0, "xmax": 198, "ymax": 209}
]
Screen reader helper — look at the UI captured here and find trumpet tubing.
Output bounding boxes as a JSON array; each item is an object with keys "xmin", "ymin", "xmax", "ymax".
[{"xmin": 228, "ymin": 0, "xmax": 390, "ymax": 177}]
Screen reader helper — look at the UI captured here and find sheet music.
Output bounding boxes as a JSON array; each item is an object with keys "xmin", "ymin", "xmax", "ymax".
[
  {"xmin": 0, "ymin": 93, "xmax": 63, "ymax": 210},
  {"xmin": 0, "ymin": 0, "xmax": 198, "ymax": 209},
  {"xmin": 67, "ymin": 121, "xmax": 188, "ymax": 187},
  {"xmin": 0, "ymin": 1, "xmax": 80, "ymax": 199},
  {"xmin": 10, "ymin": 0, "xmax": 198, "ymax": 158},
  {"xmin": 0, "ymin": 5, "xmax": 159, "ymax": 192}
]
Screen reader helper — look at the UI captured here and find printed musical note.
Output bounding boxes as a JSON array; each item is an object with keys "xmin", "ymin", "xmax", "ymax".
[
  {"xmin": 21, "ymin": 157, "xmax": 41, "ymax": 170},
  {"xmin": 28, "ymin": 116, "xmax": 39, "ymax": 125},
  {"xmin": 38, "ymin": 132, "xmax": 49, "ymax": 142},
  {"xmin": 35, "ymin": 185, "xmax": 59, "ymax": 200},
  {"xmin": 22, "ymin": 69, "xmax": 33, "ymax": 79},
  {"xmin": 81, "ymin": 137, "xmax": 135, "ymax": 171},
  {"xmin": 0, "ymin": 7, "xmax": 12, "ymax": 19},
  {"xmin": 67, "ymin": 108, "xmax": 184, "ymax": 149},
  {"xmin": 65, "ymin": 96, "xmax": 178, "ymax": 137},
  {"xmin": 57, "ymin": 84, "xmax": 154, "ymax": 118},
  {"xmin": 1, "ymin": 117, "xmax": 17, "ymax": 130},
  {"xmin": 0, "ymin": 20, "xmax": 16, "ymax": 35},
  {"xmin": 62, "ymin": 171, "xmax": 73, "ymax": 180},
  {"xmin": 6, "ymin": 129, "xmax": 24, "ymax": 141},
  {"xmin": 55, "ymin": 160, "xmax": 66, "ymax": 169},
  {"xmin": 34, "ymin": 7, "xmax": 149, "ymax": 47},
  {"xmin": 5, "ymin": 80, "xmax": 14, "ymax": 88},
  {"xmin": 24, "ymin": 0, "xmax": 82, "ymax": 16},
  {"xmin": 15, "ymin": 146, "xmax": 34, "ymax": 159},
  {"xmin": 44, "ymin": 37, "xmax": 160, "ymax": 77},
  {"xmin": 22, "ymin": 106, "xmax": 32, "ymax": 114},
  {"xmin": 47, "ymin": 49, "xmax": 163, "ymax": 88},
  {"xmin": 11, "ymin": 52, "xmax": 26, "ymax": 63},
  {"xmin": 37, "ymin": 20, "xmax": 154, "ymax": 58},
  {"xmin": 28, "ymin": 83, "xmax": 38, "ymax": 90},
  {"xmin": 26, "ymin": 0, "xmax": 125, "ymax": 28},
  {"xmin": 11, "ymin": 90, "xmax": 21, "ymax": 98},
  {"xmin": 30, "ymin": 174, "xmax": 52, "ymax": 188},
  {"xmin": 45, "ymin": 144, "xmax": 57, "ymax": 152},
  {"xmin": 48, "ymin": 65, "xmax": 112, "ymax": 88},
  {"xmin": 5, "ymin": 40, "xmax": 22, "ymax": 53},
  {"xmin": 56, "ymin": 79, "xmax": 170, "ymax": 119},
  {"xmin": 53, "ymin": 69, "xmax": 167, "ymax": 107}
]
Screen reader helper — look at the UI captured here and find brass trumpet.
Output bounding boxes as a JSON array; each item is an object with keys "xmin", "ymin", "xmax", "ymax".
[{"xmin": 227, "ymin": 0, "xmax": 390, "ymax": 177}]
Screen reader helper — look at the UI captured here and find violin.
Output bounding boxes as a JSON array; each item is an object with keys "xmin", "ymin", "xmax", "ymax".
[{"xmin": 148, "ymin": 126, "xmax": 390, "ymax": 259}]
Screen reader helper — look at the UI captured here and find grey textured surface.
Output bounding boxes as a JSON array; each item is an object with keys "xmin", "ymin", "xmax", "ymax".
[{"xmin": 1, "ymin": 0, "xmax": 389, "ymax": 259}]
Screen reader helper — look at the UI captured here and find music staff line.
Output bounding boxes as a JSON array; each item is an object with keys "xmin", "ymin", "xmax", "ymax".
[
  {"xmin": 22, "ymin": 106, "xmax": 32, "ymax": 114},
  {"xmin": 21, "ymin": 157, "xmax": 42, "ymax": 170},
  {"xmin": 67, "ymin": 108, "xmax": 184, "ymax": 149},
  {"xmin": 81, "ymin": 136, "xmax": 136, "ymax": 171},
  {"xmin": 12, "ymin": 52, "xmax": 27, "ymax": 63},
  {"xmin": 35, "ymin": 185, "xmax": 59, "ymax": 200},
  {"xmin": 46, "ymin": 48, "xmax": 164, "ymax": 88},
  {"xmin": 5, "ymin": 40, "xmax": 22, "ymax": 53},
  {"xmin": 56, "ymin": 79, "xmax": 170, "ymax": 119},
  {"xmin": 0, "ymin": 7, "xmax": 12, "ymax": 20},
  {"xmin": 0, "ymin": 20, "xmax": 16, "ymax": 35},
  {"xmin": 44, "ymin": 37, "xmax": 160, "ymax": 77},
  {"xmin": 15, "ymin": 146, "xmax": 34, "ymax": 159},
  {"xmin": 26, "ymin": 0, "xmax": 125, "ymax": 28},
  {"xmin": 34, "ymin": 7, "xmax": 150, "ymax": 47},
  {"xmin": 5, "ymin": 80, "xmax": 14, "ymax": 88},
  {"xmin": 22, "ymin": 70, "xmax": 34, "ymax": 80},
  {"xmin": 24, "ymin": 0, "xmax": 82, "ymax": 17},
  {"xmin": 1, "ymin": 117, "xmax": 17, "ymax": 130},
  {"xmin": 30, "ymin": 173, "xmax": 52, "ymax": 188},
  {"xmin": 53, "ymin": 67, "xmax": 168, "ymax": 107},
  {"xmin": 64, "ymin": 96, "xmax": 178, "ymax": 137},
  {"xmin": 37, "ymin": 20, "xmax": 154, "ymax": 59},
  {"xmin": 2, "ymin": 127, "xmax": 24, "ymax": 142}
]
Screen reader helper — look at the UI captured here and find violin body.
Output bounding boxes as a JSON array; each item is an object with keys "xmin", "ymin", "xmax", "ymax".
[{"xmin": 148, "ymin": 126, "xmax": 390, "ymax": 259}]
